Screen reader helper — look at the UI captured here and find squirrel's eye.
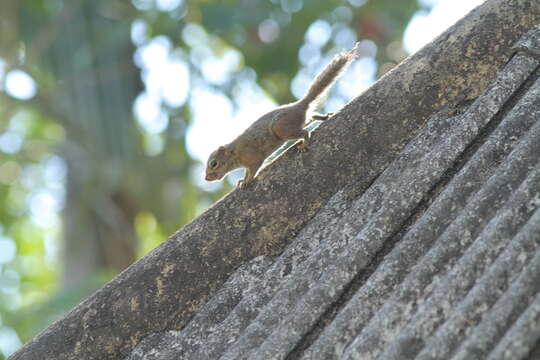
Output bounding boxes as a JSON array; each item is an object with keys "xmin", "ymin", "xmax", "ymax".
[{"xmin": 210, "ymin": 159, "xmax": 218, "ymax": 168}]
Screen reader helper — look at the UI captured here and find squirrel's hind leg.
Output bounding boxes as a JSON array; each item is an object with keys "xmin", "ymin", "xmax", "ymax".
[
  {"xmin": 271, "ymin": 111, "xmax": 305, "ymax": 139},
  {"xmin": 296, "ymin": 130, "xmax": 310, "ymax": 152},
  {"xmin": 271, "ymin": 112, "xmax": 311, "ymax": 151},
  {"xmin": 272, "ymin": 124, "xmax": 310, "ymax": 152}
]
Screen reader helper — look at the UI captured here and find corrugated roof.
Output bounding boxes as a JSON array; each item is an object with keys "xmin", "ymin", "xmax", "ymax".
[{"xmin": 125, "ymin": 28, "xmax": 540, "ymax": 360}]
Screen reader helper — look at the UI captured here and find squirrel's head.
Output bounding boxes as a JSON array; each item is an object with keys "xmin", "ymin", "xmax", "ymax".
[{"xmin": 205, "ymin": 145, "xmax": 233, "ymax": 181}]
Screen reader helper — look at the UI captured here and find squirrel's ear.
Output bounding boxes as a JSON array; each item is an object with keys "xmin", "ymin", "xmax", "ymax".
[{"xmin": 218, "ymin": 146, "xmax": 225, "ymax": 152}]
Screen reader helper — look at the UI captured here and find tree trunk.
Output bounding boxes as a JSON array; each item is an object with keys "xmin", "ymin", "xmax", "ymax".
[{"xmin": 46, "ymin": 0, "xmax": 142, "ymax": 287}]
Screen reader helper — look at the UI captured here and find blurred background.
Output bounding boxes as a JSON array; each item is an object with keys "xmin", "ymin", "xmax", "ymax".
[{"xmin": 0, "ymin": 0, "xmax": 482, "ymax": 357}]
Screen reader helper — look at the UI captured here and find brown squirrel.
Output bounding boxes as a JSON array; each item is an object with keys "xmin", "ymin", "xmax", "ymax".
[{"xmin": 205, "ymin": 42, "xmax": 361, "ymax": 188}]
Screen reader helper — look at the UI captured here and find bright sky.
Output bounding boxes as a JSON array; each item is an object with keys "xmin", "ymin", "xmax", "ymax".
[{"xmin": 404, "ymin": 0, "xmax": 485, "ymax": 53}]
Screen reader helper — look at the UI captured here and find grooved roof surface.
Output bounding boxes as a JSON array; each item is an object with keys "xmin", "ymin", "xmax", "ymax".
[{"xmin": 125, "ymin": 29, "xmax": 540, "ymax": 360}]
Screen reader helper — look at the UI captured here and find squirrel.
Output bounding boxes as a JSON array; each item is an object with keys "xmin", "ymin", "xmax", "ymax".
[{"xmin": 205, "ymin": 42, "xmax": 361, "ymax": 189}]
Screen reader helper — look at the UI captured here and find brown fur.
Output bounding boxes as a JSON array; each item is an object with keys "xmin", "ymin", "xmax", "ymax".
[{"xmin": 205, "ymin": 43, "xmax": 360, "ymax": 188}]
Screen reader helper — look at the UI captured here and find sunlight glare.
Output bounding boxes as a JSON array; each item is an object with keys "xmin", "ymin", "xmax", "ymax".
[
  {"xmin": 0, "ymin": 327, "xmax": 22, "ymax": 358},
  {"xmin": 306, "ymin": 20, "xmax": 332, "ymax": 47},
  {"xmin": 0, "ymin": 237, "xmax": 16, "ymax": 264},
  {"xmin": 258, "ymin": 19, "xmax": 280, "ymax": 43},
  {"xmin": 338, "ymin": 57, "xmax": 377, "ymax": 98},
  {"xmin": 131, "ymin": 19, "xmax": 148, "ymax": 46},
  {"xmin": 5, "ymin": 70, "xmax": 37, "ymax": 100},
  {"xmin": 134, "ymin": 93, "xmax": 169, "ymax": 134},
  {"xmin": 0, "ymin": 133, "xmax": 23, "ymax": 154},
  {"xmin": 404, "ymin": 0, "xmax": 486, "ymax": 54},
  {"xmin": 29, "ymin": 190, "xmax": 62, "ymax": 227},
  {"xmin": 156, "ymin": 0, "xmax": 182, "ymax": 12}
]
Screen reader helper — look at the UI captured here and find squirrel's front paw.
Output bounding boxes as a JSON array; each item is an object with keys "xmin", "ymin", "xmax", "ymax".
[
  {"xmin": 297, "ymin": 142, "xmax": 308, "ymax": 152},
  {"xmin": 237, "ymin": 180, "xmax": 247, "ymax": 189}
]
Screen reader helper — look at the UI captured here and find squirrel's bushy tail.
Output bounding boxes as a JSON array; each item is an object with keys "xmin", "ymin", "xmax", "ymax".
[{"xmin": 300, "ymin": 42, "xmax": 361, "ymax": 107}]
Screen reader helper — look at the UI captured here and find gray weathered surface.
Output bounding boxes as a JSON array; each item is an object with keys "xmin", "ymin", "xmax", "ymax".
[
  {"xmin": 9, "ymin": 1, "xmax": 540, "ymax": 359},
  {"xmin": 123, "ymin": 27, "xmax": 540, "ymax": 360}
]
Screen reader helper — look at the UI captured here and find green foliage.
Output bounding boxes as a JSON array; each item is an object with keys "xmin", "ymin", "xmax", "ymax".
[{"xmin": 0, "ymin": 0, "xmax": 419, "ymax": 355}]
